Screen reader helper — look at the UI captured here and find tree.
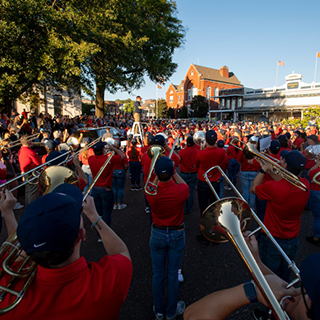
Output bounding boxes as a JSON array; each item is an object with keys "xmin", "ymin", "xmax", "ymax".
[
  {"xmin": 116, "ymin": 99, "xmax": 135, "ymax": 114},
  {"xmin": 155, "ymin": 98, "xmax": 167, "ymax": 118},
  {"xmin": 180, "ymin": 106, "xmax": 188, "ymax": 118},
  {"xmin": 281, "ymin": 106, "xmax": 320, "ymax": 128},
  {"xmin": 167, "ymin": 107, "xmax": 174, "ymax": 119},
  {"xmin": 0, "ymin": 0, "xmax": 98, "ymax": 113},
  {"xmin": 190, "ymin": 95, "xmax": 208, "ymax": 118},
  {"xmin": 81, "ymin": 0, "xmax": 185, "ymax": 117}
]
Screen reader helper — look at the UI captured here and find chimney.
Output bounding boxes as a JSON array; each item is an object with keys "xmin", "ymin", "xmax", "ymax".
[{"xmin": 220, "ymin": 66, "xmax": 229, "ymax": 78}]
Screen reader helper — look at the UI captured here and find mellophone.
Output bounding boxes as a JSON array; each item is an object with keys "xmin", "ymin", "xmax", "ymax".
[{"xmin": 0, "ymin": 146, "xmax": 114, "ymax": 314}]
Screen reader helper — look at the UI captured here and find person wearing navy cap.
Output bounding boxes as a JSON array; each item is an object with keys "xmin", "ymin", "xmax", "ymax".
[
  {"xmin": 250, "ymin": 150, "xmax": 310, "ymax": 282},
  {"xmin": 146, "ymin": 157, "xmax": 189, "ymax": 320},
  {"xmin": 88, "ymin": 140, "xmax": 125, "ymax": 229},
  {"xmin": 0, "ymin": 184, "xmax": 132, "ymax": 319},
  {"xmin": 194, "ymin": 130, "xmax": 228, "ymax": 245}
]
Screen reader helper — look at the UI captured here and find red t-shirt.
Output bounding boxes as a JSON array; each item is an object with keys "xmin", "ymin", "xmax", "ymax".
[
  {"xmin": 127, "ymin": 146, "xmax": 142, "ymax": 162},
  {"xmin": 147, "ymin": 179, "xmax": 189, "ymax": 226},
  {"xmin": 256, "ymin": 178, "xmax": 310, "ymax": 238},
  {"xmin": 226, "ymin": 144, "xmax": 238, "ymax": 160},
  {"xmin": 237, "ymin": 150, "xmax": 260, "ymax": 172},
  {"xmin": 141, "ymin": 150, "xmax": 180, "ymax": 184},
  {"xmin": 309, "ymin": 167, "xmax": 320, "ymax": 191},
  {"xmin": 88, "ymin": 154, "xmax": 122, "ymax": 187},
  {"xmin": 194, "ymin": 147, "xmax": 227, "ymax": 182},
  {"xmin": 18, "ymin": 146, "xmax": 41, "ymax": 173},
  {"xmin": 178, "ymin": 146, "xmax": 198, "ymax": 173},
  {"xmin": 113, "ymin": 155, "xmax": 129, "ymax": 170},
  {"xmin": 0, "ymin": 255, "xmax": 132, "ymax": 320}
]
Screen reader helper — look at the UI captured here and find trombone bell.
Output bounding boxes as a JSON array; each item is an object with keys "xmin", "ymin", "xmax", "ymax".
[{"xmin": 200, "ymin": 198, "xmax": 252, "ymax": 243}]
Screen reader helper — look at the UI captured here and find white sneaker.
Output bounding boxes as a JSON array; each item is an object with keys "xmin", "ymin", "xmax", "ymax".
[
  {"xmin": 118, "ymin": 204, "xmax": 127, "ymax": 210},
  {"xmin": 14, "ymin": 202, "xmax": 24, "ymax": 210},
  {"xmin": 113, "ymin": 204, "xmax": 118, "ymax": 210}
]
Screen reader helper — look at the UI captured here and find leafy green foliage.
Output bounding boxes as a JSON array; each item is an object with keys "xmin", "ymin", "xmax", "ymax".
[
  {"xmin": 190, "ymin": 95, "xmax": 208, "ymax": 117},
  {"xmin": 180, "ymin": 105, "xmax": 188, "ymax": 118},
  {"xmin": 155, "ymin": 98, "xmax": 167, "ymax": 118},
  {"xmin": 116, "ymin": 99, "xmax": 135, "ymax": 114},
  {"xmin": 167, "ymin": 107, "xmax": 174, "ymax": 118},
  {"xmin": 281, "ymin": 106, "xmax": 320, "ymax": 128}
]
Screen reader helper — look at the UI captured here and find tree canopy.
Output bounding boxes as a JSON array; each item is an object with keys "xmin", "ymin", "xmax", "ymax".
[
  {"xmin": 0, "ymin": 0, "xmax": 185, "ymax": 115},
  {"xmin": 190, "ymin": 95, "xmax": 209, "ymax": 118}
]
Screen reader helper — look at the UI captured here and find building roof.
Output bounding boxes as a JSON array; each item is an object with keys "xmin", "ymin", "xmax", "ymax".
[{"xmin": 193, "ymin": 64, "xmax": 242, "ymax": 85}]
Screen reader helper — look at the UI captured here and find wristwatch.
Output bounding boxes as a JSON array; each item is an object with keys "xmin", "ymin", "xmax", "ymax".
[
  {"xmin": 243, "ymin": 280, "xmax": 258, "ymax": 303},
  {"xmin": 259, "ymin": 168, "xmax": 267, "ymax": 174}
]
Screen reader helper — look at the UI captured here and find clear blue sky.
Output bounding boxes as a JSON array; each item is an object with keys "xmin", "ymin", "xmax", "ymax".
[{"xmin": 103, "ymin": 0, "xmax": 320, "ymax": 102}]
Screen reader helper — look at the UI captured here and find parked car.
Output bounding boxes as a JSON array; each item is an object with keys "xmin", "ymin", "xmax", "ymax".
[{"xmin": 73, "ymin": 126, "xmax": 126, "ymax": 144}]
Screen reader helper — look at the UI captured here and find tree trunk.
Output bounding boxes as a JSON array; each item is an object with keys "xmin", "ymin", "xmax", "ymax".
[
  {"xmin": 95, "ymin": 84, "xmax": 105, "ymax": 118},
  {"xmin": 0, "ymin": 97, "xmax": 14, "ymax": 115}
]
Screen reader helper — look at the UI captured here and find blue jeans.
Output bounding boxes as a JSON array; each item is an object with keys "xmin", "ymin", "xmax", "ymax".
[
  {"xmin": 82, "ymin": 164, "xmax": 93, "ymax": 194},
  {"xmin": 91, "ymin": 187, "xmax": 114, "ymax": 226},
  {"xmin": 149, "ymin": 226, "xmax": 185, "ymax": 317},
  {"xmin": 180, "ymin": 172, "xmax": 197, "ymax": 214},
  {"xmin": 228, "ymin": 158, "xmax": 240, "ymax": 186},
  {"xmin": 113, "ymin": 169, "xmax": 126, "ymax": 203},
  {"xmin": 219, "ymin": 176, "xmax": 224, "ymax": 199},
  {"xmin": 240, "ymin": 171, "xmax": 258, "ymax": 209},
  {"xmin": 129, "ymin": 161, "xmax": 141, "ymax": 187},
  {"xmin": 309, "ymin": 189, "xmax": 320, "ymax": 237},
  {"xmin": 197, "ymin": 179, "xmax": 219, "ymax": 216},
  {"xmin": 259, "ymin": 235, "xmax": 299, "ymax": 282}
]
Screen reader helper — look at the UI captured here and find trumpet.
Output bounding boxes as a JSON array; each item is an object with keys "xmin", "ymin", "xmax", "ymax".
[
  {"xmin": 230, "ymin": 138, "xmax": 308, "ymax": 192},
  {"xmin": 200, "ymin": 166, "xmax": 297, "ymax": 320},
  {"xmin": 144, "ymin": 145, "xmax": 165, "ymax": 196},
  {"xmin": 0, "ymin": 151, "xmax": 115, "ymax": 314}
]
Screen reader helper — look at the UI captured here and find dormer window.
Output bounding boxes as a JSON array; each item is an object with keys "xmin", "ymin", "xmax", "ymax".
[{"xmin": 191, "ymin": 70, "xmax": 194, "ymax": 76}]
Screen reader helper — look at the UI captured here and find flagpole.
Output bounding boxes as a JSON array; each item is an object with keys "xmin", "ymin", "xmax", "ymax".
[
  {"xmin": 156, "ymin": 84, "xmax": 158, "ymax": 120},
  {"xmin": 275, "ymin": 61, "xmax": 279, "ymax": 88},
  {"xmin": 314, "ymin": 52, "xmax": 318, "ymax": 88}
]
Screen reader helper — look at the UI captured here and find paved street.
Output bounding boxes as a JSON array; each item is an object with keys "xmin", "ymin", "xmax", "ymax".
[{"xmin": 2, "ymin": 172, "xmax": 320, "ymax": 320}]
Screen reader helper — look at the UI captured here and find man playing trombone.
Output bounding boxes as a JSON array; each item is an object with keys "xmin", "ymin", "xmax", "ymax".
[{"xmin": 250, "ymin": 150, "xmax": 310, "ymax": 282}]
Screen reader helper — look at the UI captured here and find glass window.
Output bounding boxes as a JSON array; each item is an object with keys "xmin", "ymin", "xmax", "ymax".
[
  {"xmin": 238, "ymin": 97, "xmax": 242, "ymax": 108},
  {"xmin": 170, "ymin": 95, "xmax": 173, "ymax": 103},
  {"xmin": 232, "ymin": 98, "xmax": 236, "ymax": 109},
  {"xmin": 206, "ymin": 87, "xmax": 211, "ymax": 101},
  {"xmin": 221, "ymin": 99, "xmax": 225, "ymax": 108},
  {"xmin": 191, "ymin": 70, "xmax": 194, "ymax": 76},
  {"xmin": 214, "ymin": 87, "xmax": 219, "ymax": 100},
  {"xmin": 226, "ymin": 99, "xmax": 230, "ymax": 109},
  {"xmin": 170, "ymin": 90, "xmax": 173, "ymax": 94},
  {"xmin": 53, "ymin": 95, "xmax": 63, "ymax": 115}
]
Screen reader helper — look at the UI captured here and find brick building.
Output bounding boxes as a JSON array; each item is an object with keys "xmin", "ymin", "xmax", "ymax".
[{"xmin": 166, "ymin": 64, "xmax": 242, "ymax": 118}]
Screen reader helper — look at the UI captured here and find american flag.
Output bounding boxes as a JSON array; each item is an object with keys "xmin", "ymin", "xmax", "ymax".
[
  {"xmin": 317, "ymin": 52, "xmax": 320, "ymax": 58},
  {"xmin": 277, "ymin": 60, "xmax": 285, "ymax": 66}
]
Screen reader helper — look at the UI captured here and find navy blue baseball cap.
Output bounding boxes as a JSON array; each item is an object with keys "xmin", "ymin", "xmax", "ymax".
[
  {"xmin": 284, "ymin": 150, "xmax": 306, "ymax": 171},
  {"xmin": 17, "ymin": 183, "xmax": 83, "ymax": 254},
  {"xmin": 154, "ymin": 134, "xmax": 166, "ymax": 147},
  {"xmin": 269, "ymin": 140, "xmax": 281, "ymax": 154},
  {"xmin": 205, "ymin": 130, "xmax": 217, "ymax": 145},
  {"xmin": 217, "ymin": 140, "xmax": 225, "ymax": 148},
  {"xmin": 300, "ymin": 253, "xmax": 320, "ymax": 319},
  {"xmin": 92, "ymin": 141, "xmax": 106, "ymax": 150},
  {"xmin": 155, "ymin": 156, "xmax": 174, "ymax": 177},
  {"xmin": 44, "ymin": 140, "xmax": 56, "ymax": 150},
  {"xmin": 280, "ymin": 149, "xmax": 289, "ymax": 158},
  {"xmin": 46, "ymin": 150, "xmax": 69, "ymax": 166}
]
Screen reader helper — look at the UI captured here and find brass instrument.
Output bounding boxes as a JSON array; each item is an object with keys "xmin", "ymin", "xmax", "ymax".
[
  {"xmin": 2, "ymin": 137, "xmax": 101, "ymax": 193},
  {"xmin": 230, "ymin": 138, "xmax": 308, "ymax": 192},
  {"xmin": 0, "ymin": 151, "xmax": 115, "ymax": 314},
  {"xmin": 144, "ymin": 145, "xmax": 165, "ymax": 196},
  {"xmin": 304, "ymin": 144, "xmax": 320, "ymax": 162},
  {"xmin": 168, "ymin": 134, "xmax": 180, "ymax": 159},
  {"xmin": 193, "ymin": 131, "xmax": 205, "ymax": 149},
  {"xmin": 200, "ymin": 166, "xmax": 299, "ymax": 320},
  {"xmin": 0, "ymin": 133, "xmax": 40, "ymax": 150}
]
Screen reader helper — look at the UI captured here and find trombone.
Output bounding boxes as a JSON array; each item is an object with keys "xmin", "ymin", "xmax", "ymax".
[
  {"xmin": 0, "ymin": 151, "xmax": 115, "ymax": 314},
  {"xmin": 230, "ymin": 138, "xmax": 308, "ymax": 192},
  {"xmin": 200, "ymin": 166, "xmax": 298, "ymax": 320},
  {"xmin": 0, "ymin": 133, "xmax": 40, "ymax": 150},
  {"xmin": 144, "ymin": 145, "xmax": 165, "ymax": 196},
  {"xmin": 1, "ymin": 137, "xmax": 101, "ymax": 193}
]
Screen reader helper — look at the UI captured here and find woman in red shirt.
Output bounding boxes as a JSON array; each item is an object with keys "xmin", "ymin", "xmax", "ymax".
[{"xmin": 127, "ymin": 137, "xmax": 142, "ymax": 191}]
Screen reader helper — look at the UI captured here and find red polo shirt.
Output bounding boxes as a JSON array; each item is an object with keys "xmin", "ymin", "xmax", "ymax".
[
  {"xmin": 256, "ymin": 178, "xmax": 310, "ymax": 238},
  {"xmin": 0, "ymin": 255, "xmax": 132, "ymax": 320},
  {"xmin": 18, "ymin": 146, "xmax": 41, "ymax": 173},
  {"xmin": 147, "ymin": 179, "xmax": 189, "ymax": 226},
  {"xmin": 79, "ymin": 148, "xmax": 95, "ymax": 165},
  {"xmin": 178, "ymin": 146, "xmax": 198, "ymax": 173},
  {"xmin": 88, "ymin": 154, "xmax": 122, "ymax": 187},
  {"xmin": 194, "ymin": 146, "xmax": 226, "ymax": 182}
]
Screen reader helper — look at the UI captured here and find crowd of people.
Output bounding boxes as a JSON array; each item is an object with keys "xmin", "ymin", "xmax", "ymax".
[{"xmin": 0, "ymin": 106, "xmax": 319, "ymax": 320}]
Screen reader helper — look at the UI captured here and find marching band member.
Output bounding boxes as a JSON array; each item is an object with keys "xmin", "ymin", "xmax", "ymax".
[
  {"xmin": 18, "ymin": 135, "xmax": 42, "ymax": 205},
  {"xmin": 194, "ymin": 130, "xmax": 227, "ymax": 245},
  {"xmin": 178, "ymin": 136, "xmax": 198, "ymax": 214},
  {"xmin": 0, "ymin": 185, "xmax": 132, "ymax": 320},
  {"xmin": 88, "ymin": 141, "xmax": 125, "ymax": 228},
  {"xmin": 250, "ymin": 151, "xmax": 310, "ymax": 282},
  {"xmin": 146, "ymin": 157, "xmax": 189, "ymax": 320}
]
